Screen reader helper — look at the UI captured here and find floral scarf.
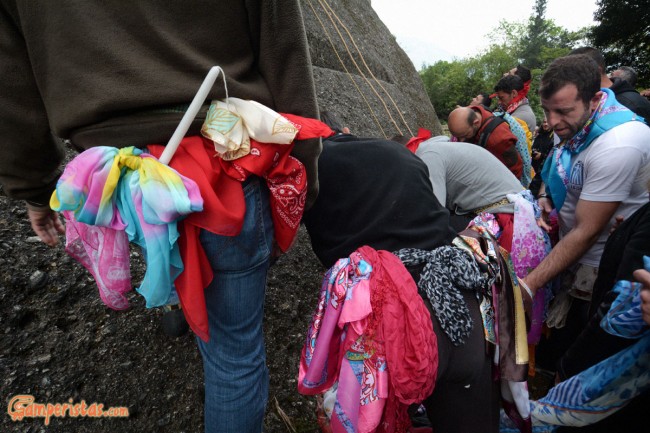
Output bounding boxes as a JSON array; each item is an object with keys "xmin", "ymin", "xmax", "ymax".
[
  {"xmin": 298, "ymin": 246, "xmax": 437, "ymax": 433},
  {"xmin": 541, "ymin": 88, "xmax": 640, "ymax": 211}
]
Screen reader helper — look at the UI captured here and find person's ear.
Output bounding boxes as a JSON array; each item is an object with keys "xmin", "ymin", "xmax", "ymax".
[{"xmin": 590, "ymin": 91, "xmax": 603, "ymax": 112}]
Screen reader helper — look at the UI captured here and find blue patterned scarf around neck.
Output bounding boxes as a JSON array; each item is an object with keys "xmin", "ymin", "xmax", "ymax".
[{"xmin": 541, "ymin": 88, "xmax": 641, "ymax": 211}]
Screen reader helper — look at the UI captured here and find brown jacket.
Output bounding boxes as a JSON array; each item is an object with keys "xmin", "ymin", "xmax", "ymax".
[
  {"xmin": 0, "ymin": 0, "xmax": 321, "ymax": 207},
  {"xmin": 471, "ymin": 105, "xmax": 522, "ymax": 179}
]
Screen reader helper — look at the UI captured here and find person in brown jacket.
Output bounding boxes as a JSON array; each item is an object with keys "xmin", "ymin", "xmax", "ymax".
[
  {"xmin": 0, "ymin": 2, "xmax": 321, "ymax": 432},
  {"xmin": 448, "ymin": 105, "xmax": 523, "ymax": 179}
]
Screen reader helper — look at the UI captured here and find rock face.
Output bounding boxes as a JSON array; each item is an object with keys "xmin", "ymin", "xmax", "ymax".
[
  {"xmin": 301, "ymin": 0, "xmax": 442, "ymax": 137},
  {"xmin": 0, "ymin": 4, "xmax": 442, "ymax": 433}
]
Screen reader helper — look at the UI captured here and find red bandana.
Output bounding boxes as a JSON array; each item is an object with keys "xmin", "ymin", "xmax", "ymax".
[{"xmin": 148, "ymin": 115, "xmax": 333, "ymax": 341}]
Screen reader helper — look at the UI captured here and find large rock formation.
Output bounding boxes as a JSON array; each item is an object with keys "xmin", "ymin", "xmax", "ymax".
[{"xmin": 301, "ymin": 0, "xmax": 442, "ymax": 138}]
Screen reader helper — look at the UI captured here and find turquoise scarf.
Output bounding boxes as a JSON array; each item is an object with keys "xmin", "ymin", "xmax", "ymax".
[{"xmin": 541, "ymin": 88, "xmax": 641, "ymax": 210}]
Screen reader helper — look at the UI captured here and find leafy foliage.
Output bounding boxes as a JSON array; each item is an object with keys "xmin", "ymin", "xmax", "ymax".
[
  {"xmin": 420, "ymin": 0, "xmax": 585, "ymax": 121},
  {"xmin": 591, "ymin": 0, "xmax": 650, "ymax": 87}
]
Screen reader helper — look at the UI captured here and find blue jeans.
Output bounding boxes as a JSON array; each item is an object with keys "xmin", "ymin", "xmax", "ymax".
[{"xmin": 196, "ymin": 177, "xmax": 273, "ymax": 433}]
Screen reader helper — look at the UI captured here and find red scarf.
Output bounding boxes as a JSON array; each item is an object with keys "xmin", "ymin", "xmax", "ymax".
[
  {"xmin": 504, "ymin": 79, "xmax": 531, "ymax": 114},
  {"xmin": 405, "ymin": 128, "xmax": 432, "ymax": 154},
  {"xmin": 149, "ymin": 115, "xmax": 333, "ymax": 341}
]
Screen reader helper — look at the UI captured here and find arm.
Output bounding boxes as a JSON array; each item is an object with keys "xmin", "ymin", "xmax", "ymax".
[
  {"xmin": 0, "ymin": 4, "xmax": 65, "ymax": 245},
  {"xmin": 524, "ymin": 199, "xmax": 620, "ymax": 294}
]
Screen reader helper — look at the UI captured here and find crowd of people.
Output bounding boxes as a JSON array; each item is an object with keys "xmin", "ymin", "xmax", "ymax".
[{"xmin": 1, "ymin": 1, "xmax": 650, "ymax": 432}]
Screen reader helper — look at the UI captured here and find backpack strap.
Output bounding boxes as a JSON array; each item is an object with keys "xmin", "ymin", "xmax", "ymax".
[{"xmin": 477, "ymin": 114, "xmax": 506, "ymax": 148}]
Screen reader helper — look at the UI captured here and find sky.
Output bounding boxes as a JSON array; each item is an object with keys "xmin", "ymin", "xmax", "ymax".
[{"xmin": 371, "ymin": 0, "xmax": 599, "ymax": 68}]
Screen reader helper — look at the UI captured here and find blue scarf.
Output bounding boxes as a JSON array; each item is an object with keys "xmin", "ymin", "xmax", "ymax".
[{"xmin": 541, "ymin": 88, "xmax": 641, "ymax": 210}]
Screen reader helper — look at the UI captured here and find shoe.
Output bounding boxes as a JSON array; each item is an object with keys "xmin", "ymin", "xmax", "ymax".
[{"xmin": 160, "ymin": 304, "xmax": 189, "ymax": 337}]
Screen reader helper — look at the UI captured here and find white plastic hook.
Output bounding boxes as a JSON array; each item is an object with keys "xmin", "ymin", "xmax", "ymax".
[{"xmin": 158, "ymin": 66, "xmax": 228, "ymax": 165}]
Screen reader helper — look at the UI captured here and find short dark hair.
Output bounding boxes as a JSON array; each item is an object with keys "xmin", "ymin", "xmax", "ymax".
[
  {"xmin": 495, "ymin": 74, "xmax": 524, "ymax": 93},
  {"xmin": 614, "ymin": 66, "xmax": 638, "ymax": 88},
  {"xmin": 514, "ymin": 64, "xmax": 531, "ymax": 82},
  {"xmin": 466, "ymin": 108, "xmax": 478, "ymax": 127},
  {"xmin": 569, "ymin": 46, "xmax": 606, "ymax": 74},
  {"xmin": 540, "ymin": 54, "xmax": 600, "ymax": 105},
  {"xmin": 478, "ymin": 92, "xmax": 492, "ymax": 108}
]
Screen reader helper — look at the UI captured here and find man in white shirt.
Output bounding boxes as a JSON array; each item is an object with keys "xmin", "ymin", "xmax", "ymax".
[{"xmin": 523, "ymin": 54, "xmax": 650, "ymax": 370}]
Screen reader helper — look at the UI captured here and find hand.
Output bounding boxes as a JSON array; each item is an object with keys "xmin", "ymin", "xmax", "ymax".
[
  {"xmin": 536, "ymin": 197, "xmax": 553, "ymax": 232},
  {"xmin": 609, "ymin": 214, "xmax": 624, "ymax": 234},
  {"xmin": 634, "ymin": 269, "xmax": 650, "ymax": 326},
  {"xmin": 27, "ymin": 204, "xmax": 65, "ymax": 247}
]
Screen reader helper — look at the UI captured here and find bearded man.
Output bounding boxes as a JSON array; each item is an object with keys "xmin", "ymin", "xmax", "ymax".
[{"xmin": 523, "ymin": 54, "xmax": 650, "ymax": 371}]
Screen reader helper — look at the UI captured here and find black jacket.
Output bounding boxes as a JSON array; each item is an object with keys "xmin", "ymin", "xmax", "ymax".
[
  {"xmin": 558, "ymin": 202, "xmax": 650, "ymax": 380},
  {"xmin": 304, "ymin": 134, "xmax": 457, "ymax": 268},
  {"xmin": 610, "ymin": 78, "xmax": 650, "ymax": 126}
]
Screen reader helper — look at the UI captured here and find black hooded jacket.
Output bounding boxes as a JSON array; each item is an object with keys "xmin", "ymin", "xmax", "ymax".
[
  {"xmin": 304, "ymin": 134, "xmax": 457, "ymax": 269},
  {"xmin": 610, "ymin": 77, "xmax": 650, "ymax": 126}
]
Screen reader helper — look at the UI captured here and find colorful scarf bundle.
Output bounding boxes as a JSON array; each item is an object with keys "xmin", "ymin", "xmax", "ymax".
[
  {"xmin": 541, "ymin": 88, "xmax": 640, "ymax": 210},
  {"xmin": 502, "ymin": 274, "xmax": 650, "ymax": 432},
  {"xmin": 299, "ymin": 246, "xmax": 438, "ymax": 433},
  {"xmin": 456, "ymin": 227, "xmax": 532, "ymax": 433},
  {"xmin": 600, "ymin": 256, "xmax": 650, "ymax": 339},
  {"xmin": 51, "ymin": 97, "xmax": 332, "ymax": 341},
  {"xmin": 503, "ymin": 113, "xmax": 533, "ymax": 188},
  {"xmin": 51, "ymin": 146, "xmax": 203, "ymax": 308},
  {"xmin": 502, "ymin": 256, "xmax": 650, "ymax": 432},
  {"xmin": 147, "ymin": 112, "xmax": 333, "ymax": 341}
]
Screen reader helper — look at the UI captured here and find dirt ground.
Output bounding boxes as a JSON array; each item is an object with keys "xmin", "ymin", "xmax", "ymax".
[
  {"xmin": 0, "ymin": 193, "xmax": 556, "ymax": 433},
  {"xmin": 0, "ymin": 147, "xmax": 557, "ymax": 433},
  {"xmin": 0, "ymin": 189, "xmax": 326, "ymax": 433}
]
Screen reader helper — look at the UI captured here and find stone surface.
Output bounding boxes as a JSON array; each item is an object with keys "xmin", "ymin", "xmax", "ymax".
[{"xmin": 302, "ymin": 0, "xmax": 441, "ymax": 138}]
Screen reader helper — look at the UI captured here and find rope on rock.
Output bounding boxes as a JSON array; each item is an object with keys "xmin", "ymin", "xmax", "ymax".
[{"xmin": 310, "ymin": 0, "xmax": 415, "ymax": 138}]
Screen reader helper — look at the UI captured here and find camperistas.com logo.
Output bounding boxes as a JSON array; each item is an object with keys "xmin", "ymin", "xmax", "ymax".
[{"xmin": 8, "ymin": 394, "xmax": 129, "ymax": 425}]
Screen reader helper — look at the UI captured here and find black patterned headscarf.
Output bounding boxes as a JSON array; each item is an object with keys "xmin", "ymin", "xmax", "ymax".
[{"xmin": 394, "ymin": 246, "xmax": 488, "ymax": 345}]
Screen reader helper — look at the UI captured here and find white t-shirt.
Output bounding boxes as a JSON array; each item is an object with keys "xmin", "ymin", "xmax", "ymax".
[{"xmin": 559, "ymin": 120, "xmax": 650, "ymax": 266}]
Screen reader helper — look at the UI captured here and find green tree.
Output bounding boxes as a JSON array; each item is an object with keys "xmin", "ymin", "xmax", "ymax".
[
  {"xmin": 520, "ymin": 0, "xmax": 548, "ymax": 69},
  {"xmin": 420, "ymin": 7, "xmax": 589, "ymax": 121},
  {"xmin": 591, "ymin": 0, "xmax": 650, "ymax": 87}
]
